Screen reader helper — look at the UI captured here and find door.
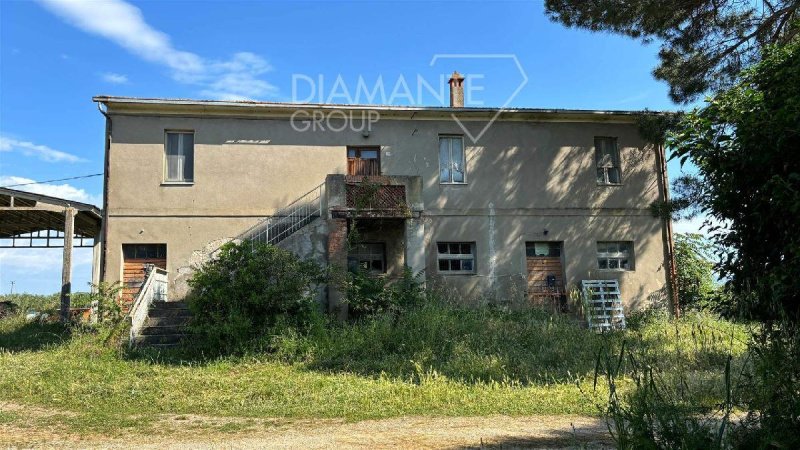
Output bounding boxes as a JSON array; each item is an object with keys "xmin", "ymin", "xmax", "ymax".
[
  {"xmin": 526, "ymin": 242, "xmax": 566, "ymax": 311},
  {"xmin": 347, "ymin": 147, "xmax": 380, "ymax": 176},
  {"xmin": 121, "ymin": 244, "xmax": 167, "ymax": 309}
]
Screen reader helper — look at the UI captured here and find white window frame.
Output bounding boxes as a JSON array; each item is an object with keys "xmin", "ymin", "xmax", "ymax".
[
  {"xmin": 595, "ymin": 136, "xmax": 622, "ymax": 185},
  {"xmin": 438, "ymin": 135, "xmax": 467, "ymax": 184},
  {"xmin": 164, "ymin": 131, "xmax": 195, "ymax": 184},
  {"xmin": 597, "ymin": 241, "xmax": 634, "ymax": 271},
  {"xmin": 437, "ymin": 242, "xmax": 476, "ymax": 274}
]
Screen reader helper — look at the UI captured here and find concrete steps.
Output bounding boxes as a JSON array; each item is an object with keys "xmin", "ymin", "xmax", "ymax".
[{"xmin": 133, "ymin": 301, "xmax": 191, "ymax": 348}]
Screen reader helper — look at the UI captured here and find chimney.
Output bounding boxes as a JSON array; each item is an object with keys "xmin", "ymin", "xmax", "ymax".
[{"xmin": 448, "ymin": 71, "xmax": 465, "ymax": 108}]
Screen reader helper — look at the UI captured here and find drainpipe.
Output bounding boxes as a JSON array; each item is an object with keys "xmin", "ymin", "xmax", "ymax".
[
  {"xmin": 657, "ymin": 141, "xmax": 680, "ymax": 318},
  {"xmin": 96, "ymin": 101, "xmax": 112, "ymax": 283}
]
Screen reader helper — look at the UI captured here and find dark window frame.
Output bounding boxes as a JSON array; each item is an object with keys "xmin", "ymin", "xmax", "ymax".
[{"xmin": 122, "ymin": 243, "xmax": 167, "ymax": 260}]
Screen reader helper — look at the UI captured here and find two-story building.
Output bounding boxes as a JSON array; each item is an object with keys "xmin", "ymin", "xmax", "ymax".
[{"xmin": 94, "ymin": 74, "xmax": 674, "ymax": 316}]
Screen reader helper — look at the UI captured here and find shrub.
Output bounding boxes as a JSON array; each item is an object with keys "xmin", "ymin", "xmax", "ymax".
[
  {"xmin": 344, "ymin": 267, "xmax": 426, "ymax": 319},
  {"xmin": 186, "ymin": 241, "xmax": 324, "ymax": 355}
]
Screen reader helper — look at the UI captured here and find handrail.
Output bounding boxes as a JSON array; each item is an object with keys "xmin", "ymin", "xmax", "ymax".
[
  {"xmin": 239, "ymin": 182, "xmax": 325, "ymax": 246},
  {"xmin": 128, "ymin": 267, "xmax": 168, "ymax": 346}
]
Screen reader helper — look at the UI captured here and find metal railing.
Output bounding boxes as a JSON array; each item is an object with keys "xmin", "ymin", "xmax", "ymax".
[
  {"xmin": 240, "ymin": 182, "xmax": 325, "ymax": 246},
  {"xmin": 128, "ymin": 266, "xmax": 168, "ymax": 346}
]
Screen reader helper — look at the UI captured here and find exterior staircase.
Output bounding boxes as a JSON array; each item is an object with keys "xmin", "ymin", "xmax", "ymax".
[
  {"xmin": 129, "ymin": 183, "xmax": 326, "ymax": 349},
  {"xmin": 132, "ymin": 301, "xmax": 191, "ymax": 348},
  {"xmin": 239, "ymin": 182, "xmax": 324, "ymax": 246}
]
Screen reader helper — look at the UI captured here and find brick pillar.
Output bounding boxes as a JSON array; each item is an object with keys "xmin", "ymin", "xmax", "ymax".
[{"xmin": 327, "ymin": 218, "xmax": 349, "ymax": 319}]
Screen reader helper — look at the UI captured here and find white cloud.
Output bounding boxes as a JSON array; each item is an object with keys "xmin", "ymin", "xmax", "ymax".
[
  {"xmin": 101, "ymin": 72, "xmax": 129, "ymax": 84},
  {"xmin": 0, "ymin": 176, "xmax": 102, "ymax": 206},
  {"xmin": 0, "ymin": 136, "xmax": 85, "ymax": 163},
  {"xmin": 38, "ymin": 0, "xmax": 277, "ymax": 100}
]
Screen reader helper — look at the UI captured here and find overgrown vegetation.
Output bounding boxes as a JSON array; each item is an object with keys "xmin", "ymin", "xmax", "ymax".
[
  {"xmin": 0, "ymin": 299, "xmax": 748, "ymax": 436},
  {"xmin": 341, "ymin": 267, "xmax": 426, "ymax": 319},
  {"xmin": 588, "ymin": 39, "xmax": 800, "ymax": 449},
  {"xmin": 186, "ymin": 242, "xmax": 325, "ymax": 355},
  {"xmin": 670, "ymin": 40, "xmax": 800, "ymax": 321},
  {"xmin": 673, "ymin": 233, "xmax": 732, "ymax": 314}
]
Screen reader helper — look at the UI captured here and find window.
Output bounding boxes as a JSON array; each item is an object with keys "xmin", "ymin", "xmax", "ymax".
[
  {"xmin": 439, "ymin": 136, "xmax": 465, "ymax": 183},
  {"xmin": 525, "ymin": 242, "xmax": 562, "ymax": 257},
  {"xmin": 597, "ymin": 241, "xmax": 634, "ymax": 270},
  {"xmin": 595, "ymin": 137, "xmax": 621, "ymax": 185},
  {"xmin": 165, "ymin": 131, "xmax": 194, "ymax": 182},
  {"xmin": 437, "ymin": 242, "xmax": 475, "ymax": 273},
  {"xmin": 347, "ymin": 147, "xmax": 380, "ymax": 176},
  {"xmin": 348, "ymin": 242, "xmax": 386, "ymax": 273},
  {"xmin": 123, "ymin": 244, "xmax": 167, "ymax": 260}
]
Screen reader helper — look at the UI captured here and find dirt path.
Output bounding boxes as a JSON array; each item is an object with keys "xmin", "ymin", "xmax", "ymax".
[{"xmin": 0, "ymin": 402, "xmax": 612, "ymax": 449}]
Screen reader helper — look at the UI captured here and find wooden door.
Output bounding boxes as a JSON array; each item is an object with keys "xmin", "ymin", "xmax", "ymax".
[
  {"xmin": 347, "ymin": 147, "xmax": 380, "ymax": 176},
  {"xmin": 526, "ymin": 242, "xmax": 566, "ymax": 311},
  {"xmin": 121, "ymin": 244, "xmax": 167, "ymax": 310}
]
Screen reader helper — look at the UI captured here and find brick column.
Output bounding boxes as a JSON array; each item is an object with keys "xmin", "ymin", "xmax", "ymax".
[{"xmin": 327, "ymin": 218, "xmax": 349, "ymax": 319}]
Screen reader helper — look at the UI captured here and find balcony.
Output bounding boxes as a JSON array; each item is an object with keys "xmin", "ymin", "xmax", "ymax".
[{"xmin": 325, "ymin": 174, "xmax": 423, "ymax": 219}]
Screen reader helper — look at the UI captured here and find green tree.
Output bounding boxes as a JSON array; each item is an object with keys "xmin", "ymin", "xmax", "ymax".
[
  {"xmin": 674, "ymin": 233, "xmax": 717, "ymax": 310},
  {"xmin": 669, "ymin": 41, "xmax": 800, "ymax": 320},
  {"xmin": 545, "ymin": 0, "xmax": 799, "ymax": 102}
]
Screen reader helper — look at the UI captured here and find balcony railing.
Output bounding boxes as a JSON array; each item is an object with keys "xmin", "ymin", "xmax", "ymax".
[{"xmin": 344, "ymin": 177, "xmax": 409, "ymax": 217}]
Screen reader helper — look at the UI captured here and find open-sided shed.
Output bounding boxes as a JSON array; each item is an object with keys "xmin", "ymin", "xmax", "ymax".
[{"xmin": 0, "ymin": 187, "xmax": 102, "ymax": 321}]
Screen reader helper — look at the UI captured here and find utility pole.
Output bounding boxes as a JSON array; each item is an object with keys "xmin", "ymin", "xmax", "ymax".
[{"xmin": 9, "ymin": 281, "xmax": 14, "ymax": 295}]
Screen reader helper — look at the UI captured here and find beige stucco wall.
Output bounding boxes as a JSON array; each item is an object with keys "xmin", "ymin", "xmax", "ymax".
[{"xmin": 104, "ymin": 108, "xmax": 667, "ymax": 307}]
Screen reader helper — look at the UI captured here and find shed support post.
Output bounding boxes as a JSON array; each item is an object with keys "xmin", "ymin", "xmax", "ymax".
[{"xmin": 60, "ymin": 207, "xmax": 75, "ymax": 323}]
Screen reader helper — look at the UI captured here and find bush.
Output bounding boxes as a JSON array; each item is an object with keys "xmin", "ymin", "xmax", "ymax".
[
  {"xmin": 186, "ymin": 241, "xmax": 324, "ymax": 355},
  {"xmin": 344, "ymin": 267, "xmax": 425, "ymax": 319}
]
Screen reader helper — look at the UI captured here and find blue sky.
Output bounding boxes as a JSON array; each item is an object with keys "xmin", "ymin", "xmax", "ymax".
[{"xmin": 0, "ymin": 0, "xmax": 701, "ymax": 294}]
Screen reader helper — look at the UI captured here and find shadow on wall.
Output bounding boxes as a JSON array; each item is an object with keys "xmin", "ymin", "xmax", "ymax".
[{"xmin": 409, "ymin": 120, "xmax": 665, "ymax": 308}]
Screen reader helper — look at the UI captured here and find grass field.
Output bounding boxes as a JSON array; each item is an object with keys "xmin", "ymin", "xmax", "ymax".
[{"xmin": 0, "ymin": 297, "xmax": 751, "ymax": 437}]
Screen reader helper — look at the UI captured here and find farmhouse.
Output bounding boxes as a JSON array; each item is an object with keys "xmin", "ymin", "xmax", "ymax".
[{"xmin": 94, "ymin": 73, "xmax": 675, "ymax": 317}]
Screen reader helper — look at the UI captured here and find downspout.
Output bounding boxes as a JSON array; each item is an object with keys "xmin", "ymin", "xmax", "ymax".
[
  {"xmin": 96, "ymin": 101, "xmax": 112, "ymax": 283},
  {"xmin": 657, "ymin": 141, "xmax": 680, "ymax": 318}
]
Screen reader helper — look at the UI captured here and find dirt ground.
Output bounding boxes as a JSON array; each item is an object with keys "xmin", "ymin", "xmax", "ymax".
[{"xmin": 0, "ymin": 402, "xmax": 613, "ymax": 449}]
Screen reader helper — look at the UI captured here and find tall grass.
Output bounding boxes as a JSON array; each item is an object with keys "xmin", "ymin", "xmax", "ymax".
[{"xmin": 0, "ymin": 296, "xmax": 751, "ymax": 436}]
